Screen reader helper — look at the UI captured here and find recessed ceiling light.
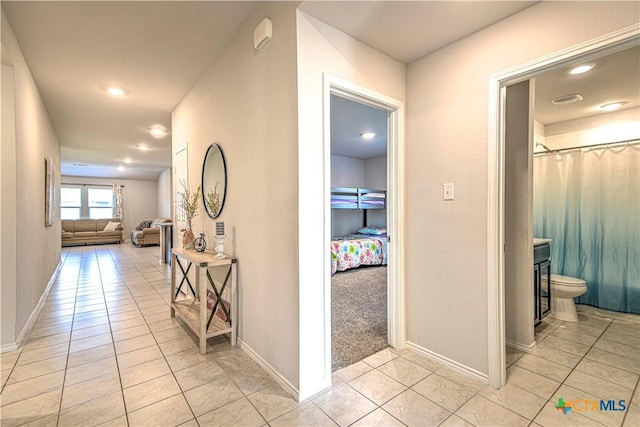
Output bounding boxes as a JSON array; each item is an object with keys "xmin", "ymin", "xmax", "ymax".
[
  {"xmin": 600, "ymin": 101, "xmax": 626, "ymax": 111},
  {"xmin": 136, "ymin": 144, "xmax": 150, "ymax": 151},
  {"xmin": 123, "ymin": 158, "xmax": 132, "ymax": 164},
  {"xmin": 568, "ymin": 63, "xmax": 595, "ymax": 75},
  {"xmin": 551, "ymin": 94, "xmax": 584, "ymax": 105},
  {"xmin": 105, "ymin": 85, "xmax": 128, "ymax": 97},
  {"xmin": 360, "ymin": 132, "xmax": 376, "ymax": 140},
  {"xmin": 118, "ymin": 166, "xmax": 125, "ymax": 172},
  {"xmin": 148, "ymin": 125, "xmax": 168, "ymax": 138}
]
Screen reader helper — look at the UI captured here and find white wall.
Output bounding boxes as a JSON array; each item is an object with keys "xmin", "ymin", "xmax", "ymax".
[
  {"xmin": 331, "ymin": 155, "xmax": 364, "ymax": 187},
  {"xmin": 297, "ymin": 10, "xmax": 405, "ymax": 399},
  {"xmin": 504, "ymin": 81, "xmax": 534, "ymax": 349},
  {"xmin": 157, "ymin": 168, "xmax": 172, "ymax": 219},
  {"xmin": 61, "ymin": 176, "xmax": 159, "ymax": 241},
  {"xmin": 405, "ymin": 1, "xmax": 639, "ymax": 375},
  {"xmin": 545, "ymin": 107, "xmax": 640, "ymax": 149},
  {"xmin": 1, "ymin": 11, "xmax": 61, "ymax": 349},
  {"xmin": 364, "ymin": 155, "xmax": 387, "ymax": 189},
  {"xmin": 533, "ymin": 120, "xmax": 546, "ymax": 153},
  {"xmin": 365, "ymin": 155, "xmax": 387, "ymax": 227},
  {"xmin": 1, "ymin": 63, "xmax": 18, "ymax": 350},
  {"xmin": 172, "ymin": 2, "xmax": 300, "ymax": 393},
  {"xmin": 331, "ymin": 155, "xmax": 364, "ymax": 236}
]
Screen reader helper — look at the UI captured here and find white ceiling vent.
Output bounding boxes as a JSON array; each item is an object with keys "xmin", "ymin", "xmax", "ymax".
[{"xmin": 551, "ymin": 94, "xmax": 584, "ymax": 106}]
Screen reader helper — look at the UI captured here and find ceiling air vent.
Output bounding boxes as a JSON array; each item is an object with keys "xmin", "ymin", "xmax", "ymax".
[{"xmin": 551, "ymin": 94, "xmax": 584, "ymax": 105}]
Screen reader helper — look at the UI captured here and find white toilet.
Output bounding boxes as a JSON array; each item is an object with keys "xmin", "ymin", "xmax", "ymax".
[{"xmin": 546, "ymin": 274, "xmax": 588, "ymax": 322}]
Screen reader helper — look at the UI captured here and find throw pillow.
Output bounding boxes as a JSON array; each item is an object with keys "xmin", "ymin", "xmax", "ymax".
[
  {"xmin": 358, "ymin": 226, "xmax": 387, "ymax": 235},
  {"xmin": 103, "ymin": 221, "xmax": 121, "ymax": 232},
  {"xmin": 136, "ymin": 220, "xmax": 152, "ymax": 230}
]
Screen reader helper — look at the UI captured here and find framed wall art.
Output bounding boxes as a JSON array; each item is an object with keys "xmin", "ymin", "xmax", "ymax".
[{"xmin": 45, "ymin": 157, "xmax": 55, "ymax": 227}]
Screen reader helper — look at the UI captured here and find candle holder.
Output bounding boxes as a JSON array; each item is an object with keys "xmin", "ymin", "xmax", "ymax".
[{"xmin": 214, "ymin": 234, "xmax": 226, "ymax": 259}]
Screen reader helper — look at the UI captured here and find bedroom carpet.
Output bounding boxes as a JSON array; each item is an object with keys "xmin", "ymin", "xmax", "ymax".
[{"xmin": 332, "ymin": 266, "xmax": 388, "ymax": 371}]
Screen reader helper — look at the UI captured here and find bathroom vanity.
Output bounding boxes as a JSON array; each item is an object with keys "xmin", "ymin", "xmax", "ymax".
[{"xmin": 534, "ymin": 239, "xmax": 552, "ymax": 326}]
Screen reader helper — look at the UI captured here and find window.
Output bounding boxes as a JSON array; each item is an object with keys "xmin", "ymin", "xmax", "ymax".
[
  {"xmin": 60, "ymin": 185, "xmax": 114, "ymax": 219},
  {"xmin": 60, "ymin": 187, "xmax": 82, "ymax": 219},
  {"xmin": 88, "ymin": 188, "xmax": 113, "ymax": 219}
]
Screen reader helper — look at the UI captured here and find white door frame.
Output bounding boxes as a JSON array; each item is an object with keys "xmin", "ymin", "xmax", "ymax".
[
  {"xmin": 323, "ymin": 74, "xmax": 406, "ymax": 381},
  {"xmin": 487, "ymin": 25, "xmax": 640, "ymax": 388}
]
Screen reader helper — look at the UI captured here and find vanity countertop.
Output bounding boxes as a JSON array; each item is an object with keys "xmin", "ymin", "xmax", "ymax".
[{"xmin": 534, "ymin": 238, "xmax": 552, "ymax": 246}]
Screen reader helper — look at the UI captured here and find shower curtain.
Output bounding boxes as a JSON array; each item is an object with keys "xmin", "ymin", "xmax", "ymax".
[{"xmin": 533, "ymin": 144, "xmax": 640, "ymax": 314}]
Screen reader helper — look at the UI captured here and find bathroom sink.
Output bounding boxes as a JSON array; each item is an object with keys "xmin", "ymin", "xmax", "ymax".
[{"xmin": 534, "ymin": 238, "xmax": 552, "ymax": 246}]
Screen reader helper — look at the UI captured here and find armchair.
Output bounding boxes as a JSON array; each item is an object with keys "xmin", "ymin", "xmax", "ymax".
[{"xmin": 130, "ymin": 218, "xmax": 171, "ymax": 247}]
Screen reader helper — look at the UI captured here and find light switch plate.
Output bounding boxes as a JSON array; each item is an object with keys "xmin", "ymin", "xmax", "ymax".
[{"xmin": 443, "ymin": 183, "xmax": 454, "ymax": 200}]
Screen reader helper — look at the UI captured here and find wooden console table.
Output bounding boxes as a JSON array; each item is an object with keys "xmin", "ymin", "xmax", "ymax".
[{"xmin": 170, "ymin": 248, "xmax": 237, "ymax": 354}]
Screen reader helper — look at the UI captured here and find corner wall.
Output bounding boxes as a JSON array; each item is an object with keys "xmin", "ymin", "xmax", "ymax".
[
  {"xmin": 1, "ymin": 11, "xmax": 61, "ymax": 349},
  {"xmin": 157, "ymin": 168, "xmax": 172, "ymax": 219},
  {"xmin": 172, "ymin": 2, "xmax": 300, "ymax": 391},
  {"xmin": 405, "ymin": 1, "xmax": 639, "ymax": 375}
]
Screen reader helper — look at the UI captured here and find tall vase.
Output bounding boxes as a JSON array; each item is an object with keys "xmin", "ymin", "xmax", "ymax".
[{"xmin": 182, "ymin": 223, "xmax": 195, "ymax": 250}]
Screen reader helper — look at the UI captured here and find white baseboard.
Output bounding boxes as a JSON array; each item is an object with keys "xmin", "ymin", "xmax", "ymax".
[
  {"xmin": 238, "ymin": 338, "xmax": 300, "ymax": 402},
  {"xmin": 1, "ymin": 342, "xmax": 18, "ymax": 353},
  {"xmin": 406, "ymin": 341, "xmax": 489, "ymax": 384},
  {"xmin": 506, "ymin": 339, "xmax": 536, "ymax": 353},
  {"xmin": 14, "ymin": 260, "xmax": 63, "ymax": 349}
]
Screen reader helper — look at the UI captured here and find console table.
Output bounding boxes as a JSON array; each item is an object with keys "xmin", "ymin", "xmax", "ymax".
[{"xmin": 170, "ymin": 248, "xmax": 237, "ymax": 354}]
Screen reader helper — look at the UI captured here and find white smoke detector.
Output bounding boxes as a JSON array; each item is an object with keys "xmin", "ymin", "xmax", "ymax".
[{"xmin": 254, "ymin": 18, "xmax": 272, "ymax": 50}]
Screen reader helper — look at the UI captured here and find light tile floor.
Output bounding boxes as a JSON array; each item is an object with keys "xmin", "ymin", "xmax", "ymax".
[{"xmin": 1, "ymin": 244, "xmax": 639, "ymax": 426}]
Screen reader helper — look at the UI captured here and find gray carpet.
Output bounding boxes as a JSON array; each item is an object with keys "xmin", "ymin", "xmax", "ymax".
[{"xmin": 332, "ymin": 266, "xmax": 388, "ymax": 371}]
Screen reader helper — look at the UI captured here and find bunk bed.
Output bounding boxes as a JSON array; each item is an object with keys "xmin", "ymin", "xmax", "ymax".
[{"xmin": 331, "ymin": 187, "xmax": 388, "ymax": 274}]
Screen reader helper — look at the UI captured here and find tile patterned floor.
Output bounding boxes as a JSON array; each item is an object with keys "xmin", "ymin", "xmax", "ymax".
[{"xmin": 1, "ymin": 243, "xmax": 639, "ymax": 426}]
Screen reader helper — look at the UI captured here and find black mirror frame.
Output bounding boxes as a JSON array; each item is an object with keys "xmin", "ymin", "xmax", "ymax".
[{"xmin": 201, "ymin": 143, "xmax": 227, "ymax": 219}]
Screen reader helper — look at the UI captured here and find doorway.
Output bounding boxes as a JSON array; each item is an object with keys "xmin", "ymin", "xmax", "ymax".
[
  {"xmin": 322, "ymin": 76, "xmax": 405, "ymax": 383},
  {"xmin": 329, "ymin": 94, "xmax": 390, "ymax": 371},
  {"xmin": 488, "ymin": 28, "xmax": 640, "ymax": 388}
]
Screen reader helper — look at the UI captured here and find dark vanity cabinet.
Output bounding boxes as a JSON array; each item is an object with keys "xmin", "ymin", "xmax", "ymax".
[{"xmin": 534, "ymin": 242, "xmax": 552, "ymax": 326}]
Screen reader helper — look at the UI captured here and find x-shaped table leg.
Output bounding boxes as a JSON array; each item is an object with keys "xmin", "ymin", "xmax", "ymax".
[
  {"xmin": 206, "ymin": 266, "xmax": 232, "ymax": 329},
  {"xmin": 175, "ymin": 259, "xmax": 196, "ymax": 299}
]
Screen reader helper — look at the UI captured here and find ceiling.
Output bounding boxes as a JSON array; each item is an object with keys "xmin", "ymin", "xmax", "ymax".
[
  {"xmin": 331, "ymin": 96, "xmax": 388, "ymax": 159},
  {"xmin": 299, "ymin": 1, "xmax": 537, "ymax": 64},
  {"xmin": 534, "ymin": 45, "xmax": 640, "ymax": 125},
  {"xmin": 2, "ymin": 1, "xmax": 257, "ymax": 180},
  {"xmin": 2, "ymin": 2, "xmax": 637, "ymax": 177}
]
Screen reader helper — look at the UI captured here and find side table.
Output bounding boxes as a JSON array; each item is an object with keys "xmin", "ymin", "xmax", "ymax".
[{"xmin": 170, "ymin": 248, "xmax": 237, "ymax": 354}]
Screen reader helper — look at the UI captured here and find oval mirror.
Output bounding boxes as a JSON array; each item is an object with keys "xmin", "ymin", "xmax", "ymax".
[{"xmin": 201, "ymin": 144, "xmax": 227, "ymax": 219}]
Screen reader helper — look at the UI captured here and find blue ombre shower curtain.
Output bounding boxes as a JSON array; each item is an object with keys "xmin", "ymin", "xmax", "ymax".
[{"xmin": 533, "ymin": 144, "xmax": 640, "ymax": 314}]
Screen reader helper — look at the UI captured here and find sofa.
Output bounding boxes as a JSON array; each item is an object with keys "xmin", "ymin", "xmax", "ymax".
[
  {"xmin": 130, "ymin": 218, "xmax": 172, "ymax": 247},
  {"xmin": 61, "ymin": 218, "xmax": 124, "ymax": 246}
]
